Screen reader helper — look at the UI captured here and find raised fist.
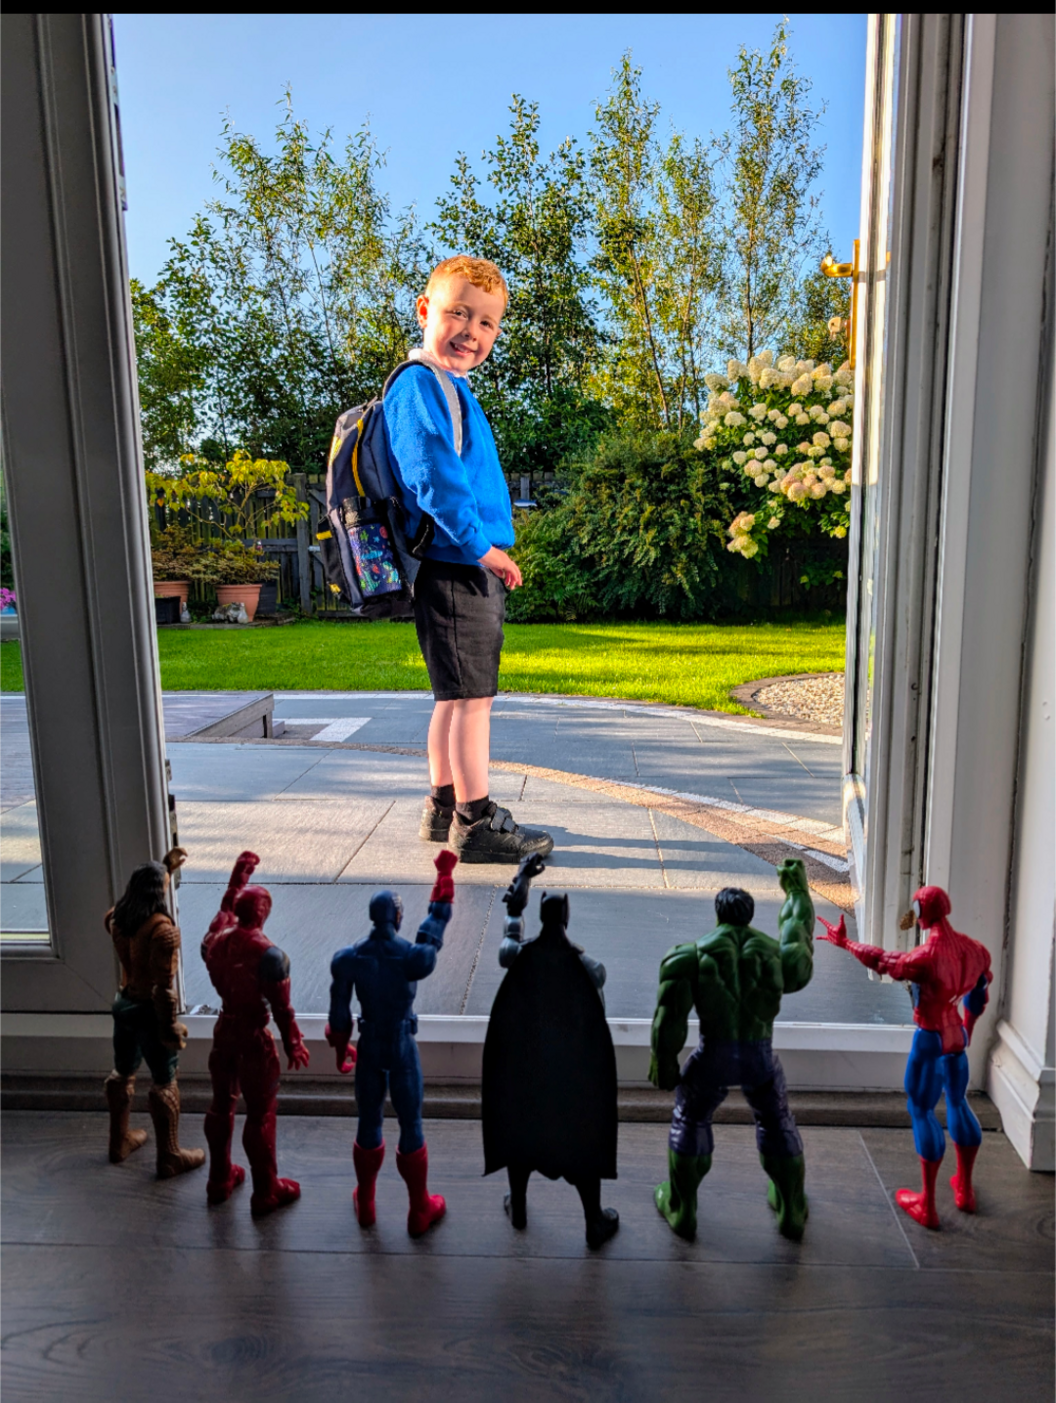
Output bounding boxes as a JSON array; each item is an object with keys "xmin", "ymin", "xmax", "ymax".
[
  {"xmin": 816, "ymin": 914, "xmax": 849, "ymax": 948},
  {"xmin": 430, "ymin": 849, "xmax": 458, "ymax": 903},
  {"xmin": 233, "ymin": 850, "xmax": 260, "ymax": 882}
]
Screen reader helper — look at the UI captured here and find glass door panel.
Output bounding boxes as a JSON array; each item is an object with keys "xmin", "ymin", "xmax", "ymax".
[
  {"xmin": 0, "ymin": 467, "xmax": 50, "ymax": 945},
  {"xmin": 844, "ymin": 13, "xmax": 901, "ymax": 898}
]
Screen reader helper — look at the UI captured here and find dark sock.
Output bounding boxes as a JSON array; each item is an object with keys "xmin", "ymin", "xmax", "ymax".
[
  {"xmin": 456, "ymin": 795, "xmax": 492, "ymax": 825},
  {"xmin": 430, "ymin": 783, "xmax": 455, "ymax": 809}
]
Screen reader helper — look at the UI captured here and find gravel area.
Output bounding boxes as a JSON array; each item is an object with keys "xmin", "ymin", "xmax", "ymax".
[{"xmin": 754, "ymin": 673, "xmax": 844, "ymax": 726}]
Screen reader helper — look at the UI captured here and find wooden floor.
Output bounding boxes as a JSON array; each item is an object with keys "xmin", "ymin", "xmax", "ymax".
[{"xmin": 2, "ymin": 1112, "xmax": 1052, "ymax": 1402}]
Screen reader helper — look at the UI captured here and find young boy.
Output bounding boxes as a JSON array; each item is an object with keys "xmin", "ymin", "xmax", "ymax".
[{"xmin": 383, "ymin": 255, "xmax": 553, "ymax": 864}]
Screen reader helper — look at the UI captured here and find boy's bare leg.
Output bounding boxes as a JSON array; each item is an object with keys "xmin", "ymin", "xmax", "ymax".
[
  {"xmin": 427, "ymin": 701, "xmax": 456, "ymax": 787},
  {"xmin": 449, "ymin": 698, "xmax": 493, "ymax": 802},
  {"xmin": 427, "ymin": 698, "xmax": 492, "ymax": 800},
  {"xmin": 423, "ymin": 696, "xmax": 551, "ymax": 862}
]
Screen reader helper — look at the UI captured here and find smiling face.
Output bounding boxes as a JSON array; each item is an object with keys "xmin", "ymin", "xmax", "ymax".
[{"xmin": 416, "ymin": 275, "xmax": 504, "ymax": 373}]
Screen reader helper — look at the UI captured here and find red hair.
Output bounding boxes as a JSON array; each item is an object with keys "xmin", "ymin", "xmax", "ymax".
[{"xmin": 425, "ymin": 255, "xmax": 508, "ymax": 309}]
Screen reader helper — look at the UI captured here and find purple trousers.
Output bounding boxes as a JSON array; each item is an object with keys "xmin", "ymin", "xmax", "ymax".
[{"xmin": 670, "ymin": 1037, "xmax": 803, "ymax": 1159}]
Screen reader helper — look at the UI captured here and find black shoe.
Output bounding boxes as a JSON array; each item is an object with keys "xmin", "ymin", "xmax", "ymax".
[
  {"xmin": 503, "ymin": 1192, "xmax": 527, "ymax": 1230},
  {"xmin": 452, "ymin": 803, "xmax": 554, "ymax": 865},
  {"xmin": 419, "ymin": 796, "xmax": 454, "ymax": 842},
  {"xmin": 585, "ymin": 1208, "xmax": 620, "ymax": 1250}
]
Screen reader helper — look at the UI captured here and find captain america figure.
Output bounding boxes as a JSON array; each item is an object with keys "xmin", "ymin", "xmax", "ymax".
[
  {"xmin": 326, "ymin": 849, "xmax": 458, "ymax": 1237},
  {"xmin": 818, "ymin": 884, "xmax": 992, "ymax": 1229}
]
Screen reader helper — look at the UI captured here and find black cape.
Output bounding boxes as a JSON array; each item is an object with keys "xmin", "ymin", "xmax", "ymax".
[{"xmin": 482, "ymin": 928, "xmax": 618, "ymax": 1181}]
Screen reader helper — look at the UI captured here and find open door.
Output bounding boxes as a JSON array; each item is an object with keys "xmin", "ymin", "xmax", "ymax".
[{"xmin": 841, "ymin": 13, "xmax": 966, "ymax": 947}]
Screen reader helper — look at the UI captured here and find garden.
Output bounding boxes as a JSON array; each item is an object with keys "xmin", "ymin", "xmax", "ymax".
[{"xmin": 1, "ymin": 24, "xmax": 853, "ymax": 709}]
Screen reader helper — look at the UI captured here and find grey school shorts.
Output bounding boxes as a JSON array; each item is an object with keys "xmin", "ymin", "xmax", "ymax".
[{"xmin": 413, "ymin": 558, "xmax": 506, "ymax": 701}]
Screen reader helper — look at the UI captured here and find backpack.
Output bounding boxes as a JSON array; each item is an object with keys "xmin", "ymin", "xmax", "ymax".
[{"xmin": 316, "ymin": 352, "xmax": 464, "ymax": 619}]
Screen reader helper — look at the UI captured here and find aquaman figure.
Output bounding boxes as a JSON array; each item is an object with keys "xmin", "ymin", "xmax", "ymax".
[{"xmin": 649, "ymin": 859, "xmax": 815, "ymax": 1242}]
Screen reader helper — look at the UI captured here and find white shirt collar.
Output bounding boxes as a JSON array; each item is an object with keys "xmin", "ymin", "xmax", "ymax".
[{"xmin": 407, "ymin": 346, "xmax": 468, "ymax": 380}]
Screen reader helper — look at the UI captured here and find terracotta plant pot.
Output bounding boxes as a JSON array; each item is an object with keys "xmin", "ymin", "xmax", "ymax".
[
  {"xmin": 216, "ymin": 583, "xmax": 262, "ymax": 622},
  {"xmin": 153, "ymin": 579, "xmax": 189, "ymax": 608}
]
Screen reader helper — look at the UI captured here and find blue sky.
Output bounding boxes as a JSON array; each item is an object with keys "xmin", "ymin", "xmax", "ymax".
[{"xmin": 113, "ymin": 13, "xmax": 867, "ymax": 288}]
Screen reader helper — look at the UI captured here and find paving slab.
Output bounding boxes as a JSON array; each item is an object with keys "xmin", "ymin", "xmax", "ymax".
[
  {"xmin": 174, "ymin": 798, "xmax": 393, "ymax": 884},
  {"xmin": 0, "ymin": 881, "xmax": 48, "ymax": 932},
  {"xmin": 460, "ymin": 887, "xmax": 910, "ymax": 1023},
  {"xmin": 177, "ymin": 881, "xmax": 497, "ymax": 1016},
  {"xmin": 0, "ymin": 801, "xmax": 41, "ymax": 882},
  {"xmin": 648, "ymin": 808, "xmax": 780, "ymax": 888},
  {"xmin": 339, "ymin": 797, "xmax": 665, "ymax": 890},
  {"xmin": 168, "ymin": 743, "xmax": 326, "ymax": 802}
]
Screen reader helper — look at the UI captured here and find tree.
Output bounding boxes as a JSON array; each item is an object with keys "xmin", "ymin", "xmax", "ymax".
[
  {"xmin": 133, "ymin": 97, "xmax": 425, "ymax": 475},
  {"xmin": 589, "ymin": 57, "xmax": 723, "ymax": 433},
  {"xmin": 716, "ymin": 21, "xmax": 827, "ymax": 362},
  {"xmin": 431, "ymin": 97, "xmax": 604, "ymax": 480}
]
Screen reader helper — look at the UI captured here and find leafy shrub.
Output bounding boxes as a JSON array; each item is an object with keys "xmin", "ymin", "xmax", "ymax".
[{"xmin": 507, "ymin": 429, "xmax": 755, "ymax": 622}]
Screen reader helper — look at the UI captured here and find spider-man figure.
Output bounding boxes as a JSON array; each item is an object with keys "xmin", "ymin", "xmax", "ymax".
[
  {"xmin": 201, "ymin": 851, "xmax": 310, "ymax": 1216},
  {"xmin": 326, "ymin": 850, "xmax": 457, "ymax": 1238},
  {"xmin": 818, "ymin": 884, "xmax": 991, "ymax": 1229}
]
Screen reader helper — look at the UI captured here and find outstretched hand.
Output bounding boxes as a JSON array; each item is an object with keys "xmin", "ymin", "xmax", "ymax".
[
  {"xmin": 430, "ymin": 849, "xmax": 458, "ymax": 903},
  {"xmin": 163, "ymin": 846, "xmax": 188, "ymax": 875},
  {"xmin": 286, "ymin": 1038, "xmax": 310, "ymax": 1072},
  {"xmin": 816, "ymin": 914, "xmax": 849, "ymax": 948}
]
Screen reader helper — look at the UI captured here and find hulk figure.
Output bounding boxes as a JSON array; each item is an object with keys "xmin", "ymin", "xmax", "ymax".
[{"xmin": 649, "ymin": 859, "xmax": 815, "ymax": 1242}]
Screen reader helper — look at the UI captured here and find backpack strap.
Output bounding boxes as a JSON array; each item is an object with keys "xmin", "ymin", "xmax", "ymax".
[{"xmin": 383, "ymin": 351, "xmax": 463, "ymax": 456}]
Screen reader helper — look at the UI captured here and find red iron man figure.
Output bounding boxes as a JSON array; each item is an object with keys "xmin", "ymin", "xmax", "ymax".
[
  {"xmin": 201, "ymin": 851, "xmax": 310, "ymax": 1216},
  {"xmin": 819, "ymin": 885, "xmax": 991, "ymax": 1229}
]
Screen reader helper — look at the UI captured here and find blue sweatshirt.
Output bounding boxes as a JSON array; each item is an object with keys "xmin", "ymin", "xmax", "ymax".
[{"xmin": 382, "ymin": 363, "xmax": 514, "ymax": 565}]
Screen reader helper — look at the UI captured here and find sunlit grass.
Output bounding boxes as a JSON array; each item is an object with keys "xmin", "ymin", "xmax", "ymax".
[{"xmin": 1, "ymin": 618, "xmax": 845, "ymax": 713}]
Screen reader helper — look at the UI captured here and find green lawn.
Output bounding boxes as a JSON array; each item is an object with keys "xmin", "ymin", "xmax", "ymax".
[{"xmin": 0, "ymin": 618, "xmax": 845, "ymax": 713}]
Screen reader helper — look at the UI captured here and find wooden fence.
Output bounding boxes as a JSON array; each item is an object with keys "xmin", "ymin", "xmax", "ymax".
[{"xmin": 154, "ymin": 473, "xmax": 349, "ymax": 616}]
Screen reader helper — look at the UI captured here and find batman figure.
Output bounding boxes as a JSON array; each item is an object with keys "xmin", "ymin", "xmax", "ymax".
[{"xmin": 481, "ymin": 855, "xmax": 619, "ymax": 1249}]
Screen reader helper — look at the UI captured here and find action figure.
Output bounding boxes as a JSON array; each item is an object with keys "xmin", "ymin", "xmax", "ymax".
[
  {"xmin": 818, "ymin": 884, "xmax": 992, "ymax": 1229},
  {"xmin": 482, "ymin": 856, "xmax": 619, "ymax": 1250},
  {"xmin": 326, "ymin": 850, "xmax": 458, "ymax": 1237},
  {"xmin": 104, "ymin": 846, "xmax": 205, "ymax": 1179},
  {"xmin": 201, "ymin": 851, "xmax": 310, "ymax": 1216},
  {"xmin": 650, "ymin": 860, "xmax": 814, "ymax": 1242}
]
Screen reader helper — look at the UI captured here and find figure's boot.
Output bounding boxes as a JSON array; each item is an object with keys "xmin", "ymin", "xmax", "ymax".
[
  {"xmin": 950, "ymin": 1142, "xmax": 980, "ymax": 1213},
  {"xmin": 204, "ymin": 1107, "xmax": 245, "ymax": 1204},
  {"xmin": 575, "ymin": 1177, "xmax": 619, "ymax": 1250},
  {"xmin": 104, "ymin": 1072, "xmax": 148, "ymax": 1163},
  {"xmin": 148, "ymin": 1082, "xmax": 206, "ymax": 1179},
  {"xmin": 895, "ymin": 1156, "xmax": 942, "ymax": 1229},
  {"xmin": 504, "ymin": 1163, "xmax": 530, "ymax": 1230},
  {"xmin": 654, "ymin": 1148, "xmax": 712, "ymax": 1241},
  {"xmin": 352, "ymin": 1140, "xmax": 385, "ymax": 1227},
  {"xmin": 245, "ymin": 1106, "xmax": 300, "ymax": 1217},
  {"xmin": 761, "ymin": 1152, "xmax": 809, "ymax": 1241},
  {"xmin": 396, "ymin": 1142, "xmax": 446, "ymax": 1238}
]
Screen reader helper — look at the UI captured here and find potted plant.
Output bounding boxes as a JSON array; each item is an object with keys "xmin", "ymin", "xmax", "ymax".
[
  {"xmin": 150, "ymin": 525, "xmax": 199, "ymax": 611},
  {"xmin": 146, "ymin": 450, "xmax": 306, "ymax": 622},
  {"xmin": 211, "ymin": 542, "xmax": 279, "ymax": 622}
]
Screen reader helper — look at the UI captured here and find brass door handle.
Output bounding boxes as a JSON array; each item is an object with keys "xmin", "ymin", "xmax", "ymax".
[{"xmin": 820, "ymin": 238, "xmax": 860, "ymax": 369}]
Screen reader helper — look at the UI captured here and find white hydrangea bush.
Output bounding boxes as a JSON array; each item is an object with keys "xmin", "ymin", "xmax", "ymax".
[{"xmin": 695, "ymin": 351, "xmax": 855, "ymax": 560}]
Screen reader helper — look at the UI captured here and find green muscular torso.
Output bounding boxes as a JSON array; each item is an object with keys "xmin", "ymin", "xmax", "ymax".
[{"xmin": 649, "ymin": 859, "xmax": 815, "ymax": 1091}]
